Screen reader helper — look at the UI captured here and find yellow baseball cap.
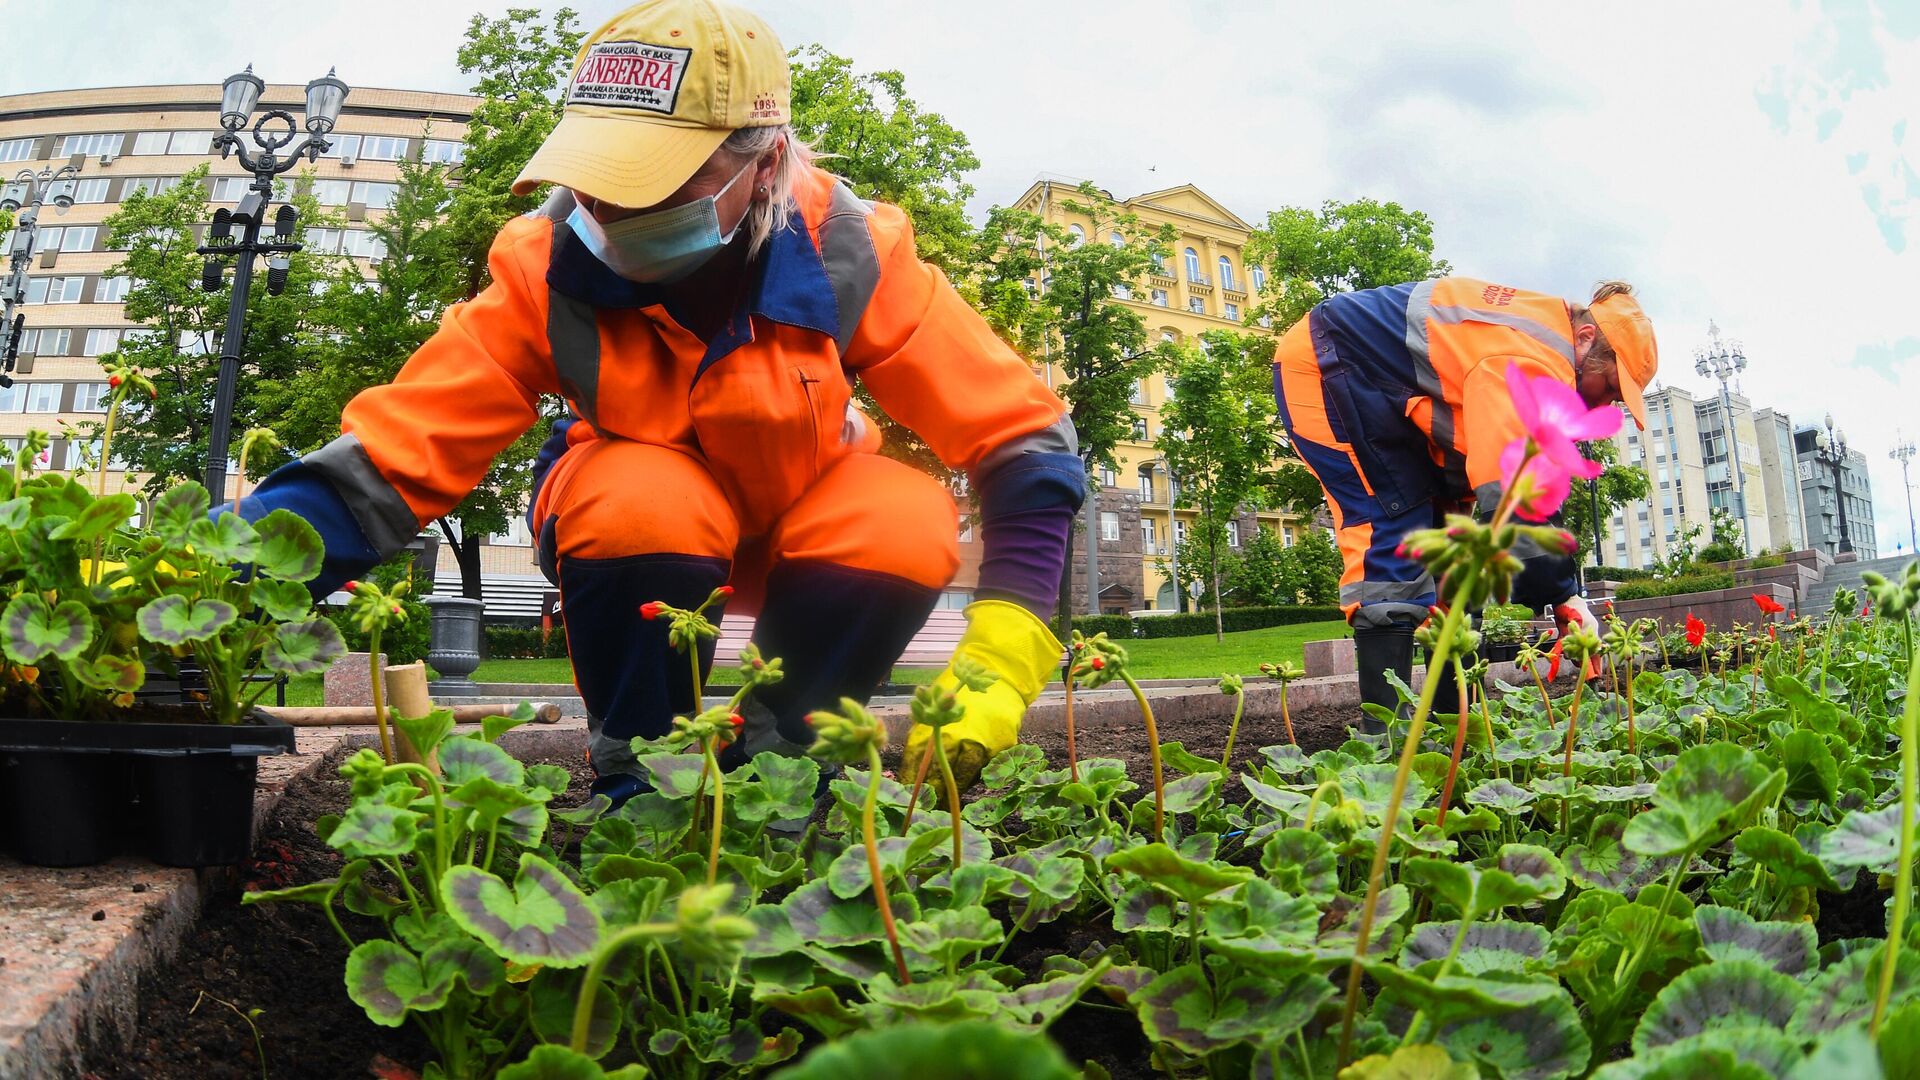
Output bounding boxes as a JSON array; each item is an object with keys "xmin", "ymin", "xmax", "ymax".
[
  {"xmin": 1591, "ymin": 292, "xmax": 1658, "ymax": 430},
  {"xmin": 511, "ymin": 0, "xmax": 790, "ymax": 209}
]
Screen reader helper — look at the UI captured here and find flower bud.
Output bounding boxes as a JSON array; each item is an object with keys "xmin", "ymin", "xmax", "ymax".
[
  {"xmin": 344, "ymin": 581, "xmax": 360, "ymax": 593},
  {"xmin": 108, "ymin": 375, "xmax": 123, "ymax": 389},
  {"xmin": 717, "ymin": 585, "xmax": 735, "ymax": 598},
  {"xmin": 390, "ymin": 603, "xmax": 402, "ymax": 615},
  {"xmin": 1090, "ymin": 657, "xmax": 1105, "ymax": 670},
  {"xmin": 640, "ymin": 601, "xmax": 664, "ymax": 620}
]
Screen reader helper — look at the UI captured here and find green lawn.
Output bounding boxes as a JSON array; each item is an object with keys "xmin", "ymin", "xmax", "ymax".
[{"xmin": 278, "ymin": 619, "xmax": 1351, "ymax": 707}]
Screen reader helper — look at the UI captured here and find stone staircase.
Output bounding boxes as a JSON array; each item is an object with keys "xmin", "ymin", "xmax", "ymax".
[{"xmin": 1804, "ymin": 554, "xmax": 1918, "ymax": 617}]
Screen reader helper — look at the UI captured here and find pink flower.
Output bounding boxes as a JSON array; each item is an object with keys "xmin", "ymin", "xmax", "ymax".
[{"xmin": 1498, "ymin": 365, "xmax": 1622, "ymax": 521}]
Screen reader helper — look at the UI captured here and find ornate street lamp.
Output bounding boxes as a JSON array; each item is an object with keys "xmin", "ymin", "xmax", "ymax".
[
  {"xmin": 1892, "ymin": 434, "xmax": 1917, "ymax": 556},
  {"xmin": 198, "ymin": 64, "xmax": 348, "ymax": 500},
  {"xmin": 0, "ymin": 161, "xmax": 82, "ymax": 387},
  {"xmin": 1814, "ymin": 413, "xmax": 1854, "ymax": 557},
  {"xmin": 1694, "ymin": 320, "xmax": 1750, "ymax": 545}
]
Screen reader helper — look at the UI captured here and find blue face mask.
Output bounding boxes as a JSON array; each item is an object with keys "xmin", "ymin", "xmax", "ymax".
[{"xmin": 567, "ymin": 161, "xmax": 754, "ymax": 284}]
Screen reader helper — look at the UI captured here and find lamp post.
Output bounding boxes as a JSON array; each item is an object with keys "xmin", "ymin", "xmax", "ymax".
[
  {"xmin": 1694, "ymin": 320, "xmax": 1749, "ymax": 547},
  {"xmin": 0, "ymin": 161, "xmax": 82, "ymax": 387},
  {"xmin": 197, "ymin": 64, "xmax": 348, "ymax": 501},
  {"xmin": 1814, "ymin": 413, "xmax": 1854, "ymax": 557},
  {"xmin": 1893, "ymin": 434, "xmax": 1917, "ymax": 556}
]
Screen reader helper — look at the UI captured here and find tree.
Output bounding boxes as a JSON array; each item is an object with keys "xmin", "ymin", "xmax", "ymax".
[
  {"xmin": 1229, "ymin": 523, "xmax": 1292, "ymax": 607},
  {"xmin": 1557, "ymin": 439, "xmax": 1649, "ymax": 569},
  {"xmin": 1242, "ymin": 197, "xmax": 1451, "ymax": 334},
  {"xmin": 96, "ymin": 165, "xmax": 348, "ymax": 493},
  {"xmin": 1278, "ymin": 528, "xmax": 1343, "ymax": 606},
  {"xmin": 1156, "ymin": 329, "xmax": 1284, "ymax": 640}
]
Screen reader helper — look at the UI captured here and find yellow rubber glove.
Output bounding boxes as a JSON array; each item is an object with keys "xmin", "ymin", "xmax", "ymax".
[{"xmin": 904, "ymin": 600, "xmax": 1062, "ymax": 794}]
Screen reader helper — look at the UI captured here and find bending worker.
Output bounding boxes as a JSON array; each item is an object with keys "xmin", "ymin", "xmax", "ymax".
[
  {"xmin": 237, "ymin": 0, "xmax": 1082, "ymax": 802},
  {"xmin": 1272, "ymin": 278, "xmax": 1658, "ymax": 726}
]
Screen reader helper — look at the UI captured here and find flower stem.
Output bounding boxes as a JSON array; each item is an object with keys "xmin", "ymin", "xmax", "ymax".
[
  {"xmin": 1064, "ymin": 667, "xmax": 1080, "ymax": 783},
  {"xmin": 1280, "ymin": 682, "xmax": 1297, "ymax": 746},
  {"xmin": 1119, "ymin": 670, "xmax": 1165, "ymax": 842},
  {"xmin": 1435, "ymin": 657, "xmax": 1470, "ymax": 829},
  {"xmin": 932, "ymin": 724, "xmax": 964, "ymax": 868},
  {"xmin": 1871, "ymin": 617, "xmax": 1920, "ymax": 1035},
  {"xmin": 368, "ymin": 626, "xmax": 393, "ymax": 766},
  {"xmin": 1561, "ymin": 675, "xmax": 1586, "ymax": 833},
  {"xmin": 867, "ymin": 743, "xmax": 911, "ymax": 983},
  {"xmin": 903, "ymin": 740, "xmax": 936, "ymax": 831},
  {"xmin": 703, "ymin": 736, "xmax": 724, "ymax": 886},
  {"xmin": 1221, "ymin": 685, "xmax": 1247, "ymax": 770},
  {"xmin": 1337, "ymin": 566, "xmax": 1476, "ymax": 1068},
  {"xmin": 570, "ymin": 923, "xmax": 675, "ymax": 1053}
]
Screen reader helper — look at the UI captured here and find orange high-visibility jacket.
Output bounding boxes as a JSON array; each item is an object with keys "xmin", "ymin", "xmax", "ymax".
[
  {"xmin": 267, "ymin": 164, "xmax": 1075, "ymax": 582},
  {"xmin": 1310, "ymin": 276, "xmax": 1583, "ymax": 517}
]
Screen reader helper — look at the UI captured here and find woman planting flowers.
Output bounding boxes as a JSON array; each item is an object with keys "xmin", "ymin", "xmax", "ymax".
[
  {"xmin": 1272, "ymin": 275, "xmax": 1659, "ymax": 728},
  {"xmin": 223, "ymin": 0, "xmax": 1082, "ymax": 805}
]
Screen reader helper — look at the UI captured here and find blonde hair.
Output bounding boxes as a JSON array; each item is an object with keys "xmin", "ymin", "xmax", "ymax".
[
  {"xmin": 1574, "ymin": 279, "xmax": 1636, "ymax": 361},
  {"xmin": 720, "ymin": 125, "xmax": 816, "ymax": 263}
]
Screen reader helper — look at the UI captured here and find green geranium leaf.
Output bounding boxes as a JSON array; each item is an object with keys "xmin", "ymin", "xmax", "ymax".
[
  {"xmin": 769, "ymin": 1019, "xmax": 1076, "ymax": 1080},
  {"xmin": 1128, "ymin": 964, "xmax": 1330, "ymax": 1055},
  {"xmin": 1261, "ymin": 828, "xmax": 1339, "ymax": 902},
  {"xmin": 1734, "ymin": 826, "xmax": 1842, "ymax": 893},
  {"xmin": 899, "ymin": 906, "xmax": 1004, "ymax": 970},
  {"xmin": 1632, "ymin": 959, "xmax": 1803, "ymax": 1054},
  {"xmin": 1104, "ymin": 842, "xmax": 1255, "ymax": 907},
  {"xmin": 1775, "ymin": 729, "xmax": 1839, "ymax": 806},
  {"xmin": 640, "ymin": 752, "xmax": 710, "ymax": 800},
  {"xmin": 1498, "ymin": 844, "xmax": 1570, "ymax": 901},
  {"xmin": 1622, "ymin": 743, "xmax": 1785, "ymax": 858},
  {"xmin": 1820, "ymin": 804, "xmax": 1904, "ymax": 875},
  {"xmin": 1566, "ymin": 813, "xmax": 1674, "ymax": 896},
  {"xmin": 1341, "ymin": 1045, "xmax": 1479, "ymax": 1080},
  {"xmin": 264, "ymin": 617, "xmax": 347, "ymax": 675},
  {"xmin": 1466, "ymin": 777, "xmax": 1538, "ymax": 814},
  {"xmin": 784, "ymin": 878, "xmax": 888, "ymax": 948},
  {"xmin": 137, "ymin": 594, "xmax": 237, "ymax": 646},
  {"xmin": 252, "ymin": 508, "xmax": 324, "ymax": 582},
  {"xmin": 1425, "ymin": 989, "xmax": 1591, "ymax": 1080},
  {"xmin": 483, "ymin": 702, "xmax": 538, "ymax": 744},
  {"xmin": 980, "ymin": 742, "xmax": 1047, "ymax": 788},
  {"xmin": 450, "ymin": 775, "xmax": 540, "ymax": 831},
  {"xmin": 1159, "ymin": 771, "xmax": 1222, "ymax": 813},
  {"xmin": 443, "ymin": 853, "xmax": 601, "ymax": 968},
  {"xmin": 498, "ymin": 1045, "xmax": 649, "ymax": 1080},
  {"xmin": 1591, "ymin": 1028, "xmax": 1800, "ymax": 1079},
  {"xmin": 251, "ymin": 577, "xmax": 315, "ymax": 622},
  {"xmin": 150, "ymin": 482, "xmax": 211, "ymax": 544},
  {"xmin": 0, "ymin": 497, "xmax": 28, "ymax": 531},
  {"xmin": 72, "ymin": 653, "xmax": 144, "ymax": 694},
  {"xmin": 1341, "ymin": 761, "xmax": 1430, "ymax": 819},
  {"xmin": 1399, "ymin": 920, "xmax": 1550, "ymax": 975},
  {"xmin": 1789, "ymin": 945, "xmax": 1920, "ymax": 1039},
  {"xmin": 47, "ymin": 492, "xmax": 136, "ymax": 542},
  {"xmin": 345, "ymin": 940, "xmax": 453, "ymax": 1026},
  {"xmin": 1694, "ymin": 906, "xmax": 1819, "ymax": 979},
  {"xmin": 1368, "ymin": 964, "xmax": 1563, "ymax": 1028},
  {"xmin": 614, "ymin": 792, "xmax": 692, "ymax": 850},
  {"xmin": 327, "ymin": 802, "xmax": 423, "ymax": 858},
  {"xmin": 530, "ymin": 968, "xmax": 622, "ymax": 1060},
  {"xmin": 189, "ymin": 512, "xmax": 260, "ymax": 564},
  {"xmin": 440, "ymin": 734, "xmax": 526, "ymax": 788},
  {"xmin": 731, "ymin": 753, "xmax": 821, "ymax": 824},
  {"xmin": 1403, "ymin": 845, "xmax": 1564, "ymax": 921},
  {"xmin": 394, "ymin": 709, "xmax": 456, "ymax": 762},
  {"xmin": 2, "ymin": 594, "xmax": 95, "ymax": 664},
  {"xmin": 1200, "ymin": 878, "xmax": 1323, "ymax": 971}
]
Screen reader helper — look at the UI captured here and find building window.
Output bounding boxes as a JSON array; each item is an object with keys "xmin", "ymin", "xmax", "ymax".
[
  {"xmin": 1151, "ymin": 288, "xmax": 1168, "ymax": 307},
  {"xmin": 0, "ymin": 382, "xmax": 23, "ymax": 411},
  {"xmin": 306, "ymin": 178, "xmax": 352, "ymax": 206},
  {"xmin": 341, "ymin": 230, "xmax": 388, "ymax": 259},
  {"xmin": 1138, "ymin": 472, "xmax": 1154, "ymax": 499},
  {"xmin": 57, "ymin": 133, "xmax": 124, "ymax": 158},
  {"xmin": 167, "ymin": 131, "xmax": 214, "ymax": 155},
  {"xmin": 1257, "ymin": 314, "xmax": 1273, "ymax": 328},
  {"xmin": 1250, "ymin": 266, "xmax": 1266, "ymax": 292},
  {"xmin": 131, "ymin": 131, "xmax": 170, "ymax": 155},
  {"xmin": 211, "ymin": 176, "xmax": 253, "ymax": 201},
  {"xmin": 1151, "ymin": 252, "xmax": 1168, "ymax": 275},
  {"xmin": 957, "ymin": 516, "xmax": 974, "ymax": 543},
  {"xmin": 71, "ymin": 178, "xmax": 111, "ymax": 204},
  {"xmin": 1099, "ymin": 464, "xmax": 1116, "ymax": 486},
  {"xmin": 1109, "ymin": 230, "xmax": 1124, "ymax": 248},
  {"xmin": 1065, "ymin": 224, "xmax": 1085, "ymax": 246},
  {"xmin": 319, "ymin": 134, "xmax": 362, "ymax": 160},
  {"xmin": 121, "ymin": 177, "xmax": 176, "ymax": 199},
  {"xmin": 1111, "ymin": 283, "xmax": 1132, "ymax": 300},
  {"xmin": 421, "ymin": 139, "xmax": 465, "ymax": 164},
  {"xmin": 24, "ymin": 382, "xmax": 61, "ymax": 412},
  {"xmin": 360, "ymin": 136, "xmax": 410, "ymax": 161},
  {"xmin": 1228, "ymin": 521, "xmax": 1241, "ymax": 547},
  {"xmin": 1132, "ymin": 417, "xmax": 1148, "ymax": 440},
  {"xmin": 351, "ymin": 181, "xmax": 399, "ymax": 209},
  {"xmin": 1130, "ymin": 380, "xmax": 1147, "ymax": 405},
  {"xmin": 1142, "ymin": 519, "xmax": 1158, "ymax": 554},
  {"xmin": 28, "ymin": 328, "xmax": 70, "ymax": 355},
  {"xmin": 71, "ymin": 381, "xmax": 111, "ymax": 411},
  {"xmin": 1223, "ymin": 302, "xmax": 1240, "ymax": 321},
  {"xmin": 25, "ymin": 277, "xmax": 84, "ymax": 304},
  {"xmin": 59, "ymin": 227, "xmax": 96, "ymax": 252},
  {"xmin": 0, "ymin": 137, "xmax": 36, "ymax": 162},
  {"xmin": 1175, "ymin": 520, "xmax": 1188, "ymax": 545},
  {"xmin": 1101, "ymin": 511, "xmax": 1120, "ymax": 542},
  {"xmin": 1184, "ymin": 247, "xmax": 1201, "ymax": 281},
  {"xmin": 1282, "ymin": 527, "xmax": 1294, "ymax": 546},
  {"xmin": 83, "ymin": 329, "xmax": 121, "ymax": 356},
  {"xmin": 1217, "ymin": 256, "xmax": 1235, "ymax": 291},
  {"xmin": 95, "ymin": 276, "xmax": 131, "ymax": 303},
  {"xmin": 1187, "ymin": 296, "xmax": 1205, "ymax": 314}
]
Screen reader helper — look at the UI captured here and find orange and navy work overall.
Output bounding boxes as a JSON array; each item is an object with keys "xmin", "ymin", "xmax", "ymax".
[
  {"xmin": 1273, "ymin": 277, "xmax": 1583, "ymax": 630},
  {"xmin": 241, "ymin": 164, "xmax": 1083, "ymax": 778}
]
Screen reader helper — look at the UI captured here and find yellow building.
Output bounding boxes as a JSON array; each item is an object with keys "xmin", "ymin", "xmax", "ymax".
[
  {"xmin": 1007, "ymin": 174, "xmax": 1304, "ymax": 613},
  {"xmin": 0, "ymin": 82, "xmax": 478, "ymax": 503}
]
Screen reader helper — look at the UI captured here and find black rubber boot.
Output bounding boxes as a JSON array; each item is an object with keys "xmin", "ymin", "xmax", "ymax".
[
  {"xmin": 1426, "ymin": 638, "xmax": 1481, "ymax": 720},
  {"xmin": 1353, "ymin": 625, "xmax": 1416, "ymax": 735}
]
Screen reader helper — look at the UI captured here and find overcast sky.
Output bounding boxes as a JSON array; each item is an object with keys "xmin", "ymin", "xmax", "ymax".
[{"xmin": 5, "ymin": 0, "xmax": 1918, "ymax": 556}]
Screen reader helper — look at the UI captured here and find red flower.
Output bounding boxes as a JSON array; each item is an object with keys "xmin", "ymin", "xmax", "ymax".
[
  {"xmin": 1602, "ymin": 600, "xmax": 1615, "ymax": 617},
  {"xmin": 1752, "ymin": 593, "xmax": 1785, "ymax": 616},
  {"xmin": 1768, "ymin": 624, "xmax": 1777, "ymax": 641},
  {"xmin": 1685, "ymin": 612, "xmax": 1706, "ymax": 648},
  {"xmin": 108, "ymin": 375, "xmax": 123, "ymax": 389},
  {"xmin": 729, "ymin": 713, "xmax": 744, "ymax": 728},
  {"xmin": 389, "ymin": 603, "xmax": 402, "ymax": 615},
  {"xmin": 640, "ymin": 601, "xmax": 664, "ymax": 620},
  {"xmin": 1864, "ymin": 602, "xmax": 1874, "ymax": 618},
  {"xmin": 1090, "ymin": 657, "xmax": 1105, "ymax": 670},
  {"xmin": 344, "ymin": 581, "xmax": 360, "ymax": 593},
  {"xmin": 716, "ymin": 585, "xmax": 735, "ymax": 598},
  {"xmin": 1547, "ymin": 638, "xmax": 1565, "ymax": 681}
]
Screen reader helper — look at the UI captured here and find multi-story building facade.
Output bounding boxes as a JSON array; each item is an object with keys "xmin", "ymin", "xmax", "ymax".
[
  {"xmin": 1602, "ymin": 386, "xmax": 1711, "ymax": 569},
  {"xmin": 0, "ymin": 82, "xmax": 477, "ymax": 496},
  {"xmin": 1692, "ymin": 388, "xmax": 1774, "ymax": 552},
  {"xmin": 1795, "ymin": 429, "xmax": 1878, "ymax": 560},
  {"xmin": 1006, "ymin": 175, "xmax": 1304, "ymax": 614},
  {"xmin": 1753, "ymin": 407, "xmax": 1806, "ymax": 552}
]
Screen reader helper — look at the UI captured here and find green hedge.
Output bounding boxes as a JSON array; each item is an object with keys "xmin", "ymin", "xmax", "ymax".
[
  {"xmin": 1052, "ymin": 614, "xmax": 1134, "ymax": 641},
  {"xmin": 1587, "ymin": 566, "xmax": 1660, "ymax": 583},
  {"xmin": 1134, "ymin": 605, "xmax": 1345, "ymax": 639},
  {"xmin": 1613, "ymin": 572, "xmax": 1736, "ymax": 602},
  {"xmin": 485, "ymin": 625, "xmax": 569, "ymax": 660}
]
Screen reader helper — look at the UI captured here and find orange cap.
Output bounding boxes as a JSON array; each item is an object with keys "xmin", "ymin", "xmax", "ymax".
[{"xmin": 1591, "ymin": 293, "xmax": 1658, "ymax": 430}]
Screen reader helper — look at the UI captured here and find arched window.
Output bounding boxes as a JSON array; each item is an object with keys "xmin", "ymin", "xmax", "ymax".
[
  {"xmin": 1067, "ymin": 224, "xmax": 1085, "ymax": 246},
  {"xmin": 1184, "ymin": 247, "xmax": 1201, "ymax": 281},
  {"xmin": 1250, "ymin": 266, "xmax": 1266, "ymax": 292},
  {"xmin": 1109, "ymin": 231, "xmax": 1125, "ymax": 248},
  {"xmin": 1218, "ymin": 255, "xmax": 1235, "ymax": 292}
]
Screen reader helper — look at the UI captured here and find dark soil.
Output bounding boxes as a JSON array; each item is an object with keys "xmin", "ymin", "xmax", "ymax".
[
  {"xmin": 1026, "ymin": 700, "xmax": 1360, "ymax": 790},
  {"xmin": 79, "ymin": 745, "xmax": 595, "ymax": 1080}
]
